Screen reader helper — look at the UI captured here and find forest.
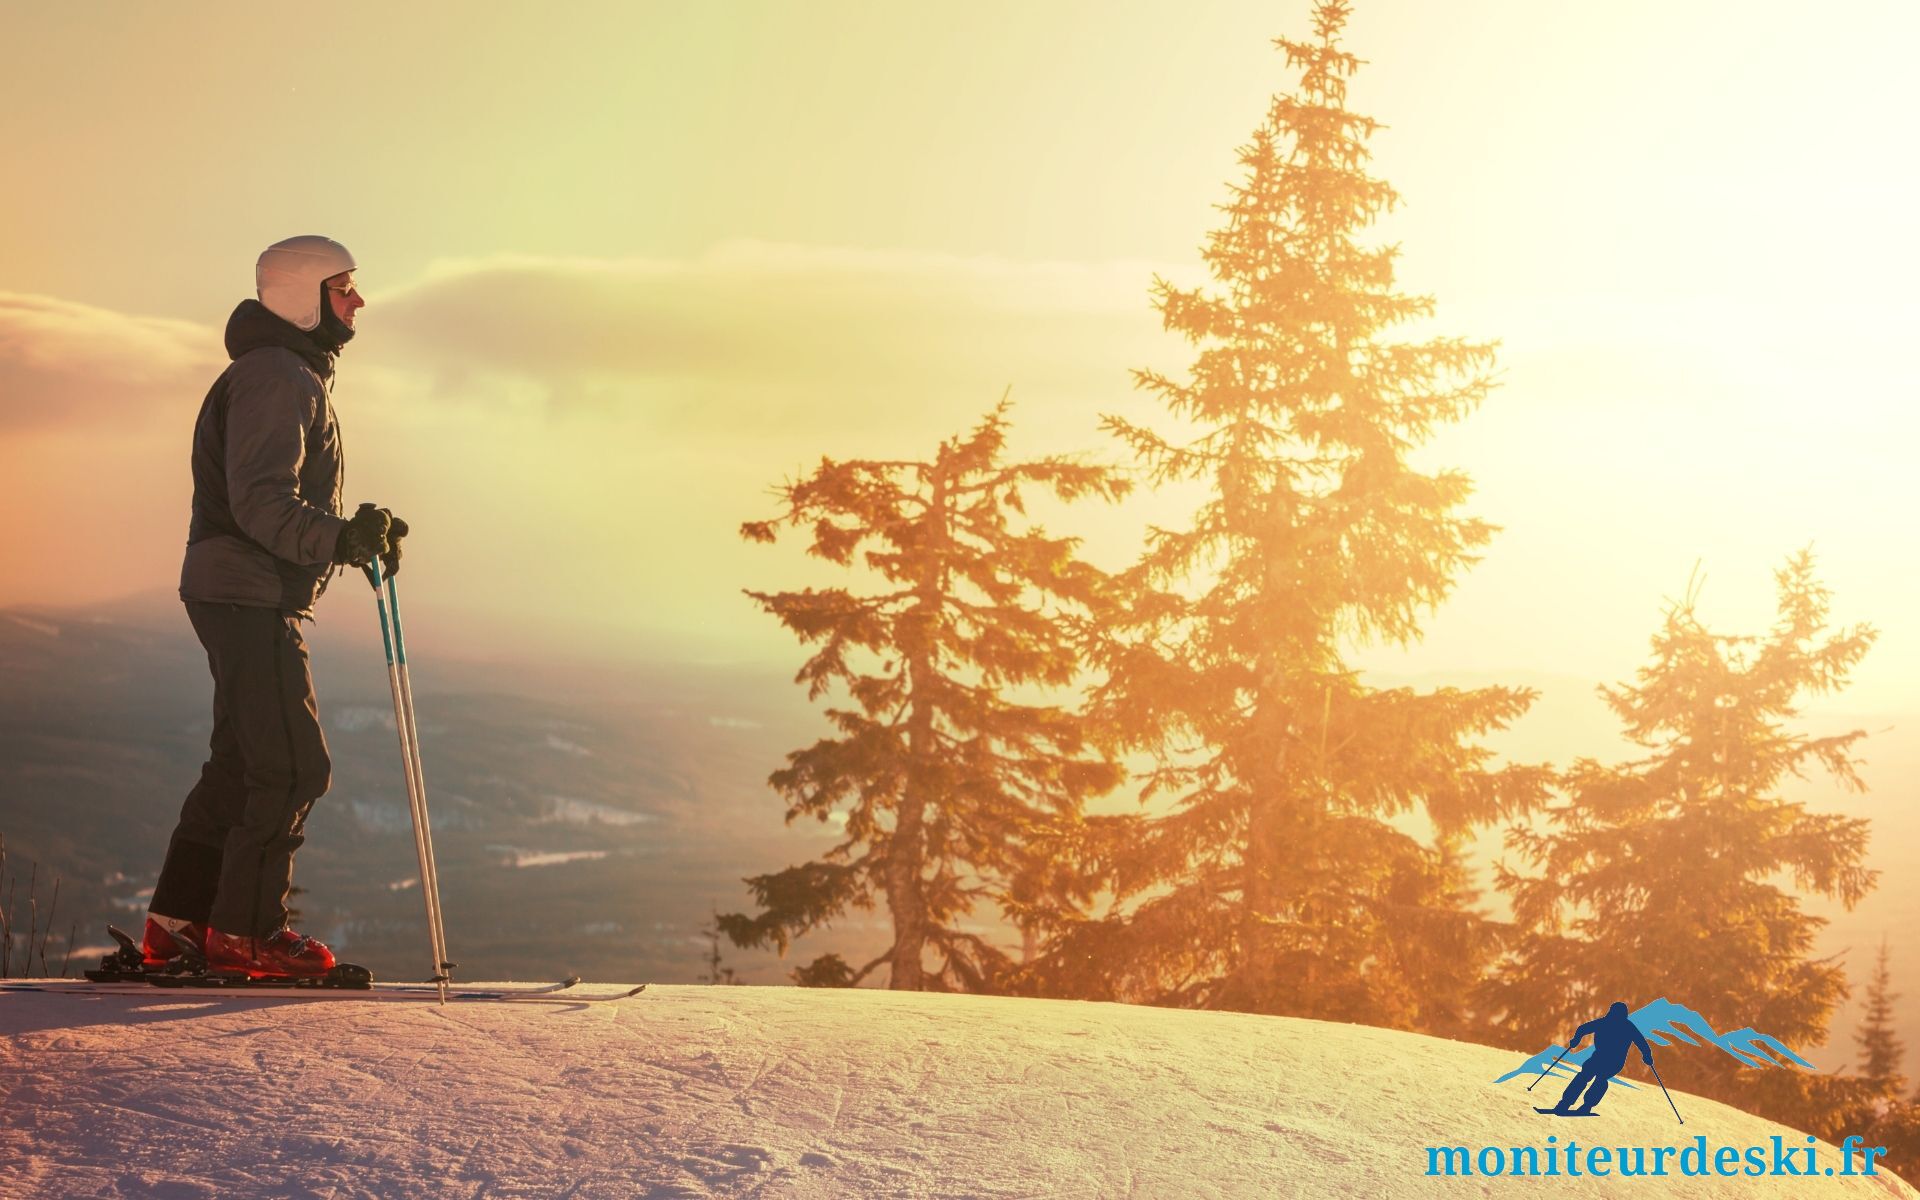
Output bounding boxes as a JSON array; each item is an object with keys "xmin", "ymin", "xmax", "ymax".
[{"xmin": 717, "ymin": 0, "xmax": 1920, "ymax": 1173}]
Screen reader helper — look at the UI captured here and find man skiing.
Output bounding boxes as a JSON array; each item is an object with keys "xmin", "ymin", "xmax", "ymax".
[
  {"xmin": 1552, "ymin": 1000, "xmax": 1655, "ymax": 1115},
  {"xmin": 143, "ymin": 235, "xmax": 406, "ymax": 979}
]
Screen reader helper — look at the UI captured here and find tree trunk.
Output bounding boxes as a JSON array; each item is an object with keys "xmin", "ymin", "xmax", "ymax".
[
  {"xmin": 887, "ymin": 457, "xmax": 949, "ymax": 991},
  {"xmin": 886, "ymin": 785, "xmax": 929, "ymax": 990},
  {"xmin": 1241, "ymin": 651, "xmax": 1303, "ymax": 1013}
]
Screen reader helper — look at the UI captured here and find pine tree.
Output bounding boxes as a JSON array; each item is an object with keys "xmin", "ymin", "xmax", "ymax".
[
  {"xmin": 720, "ymin": 402, "xmax": 1127, "ymax": 991},
  {"xmin": 1486, "ymin": 553, "xmax": 1879, "ymax": 1126},
  {"xmin": 698, "ymin": 906, "xmax": 742, "ymax": 986},
  {"xmin": 1030, "ymin": 0, "xmax": 1547, "ymax": 1028},
  {"xmin": 1866, "ymin": 1106, "xmax": 1920, "ymax": 1191},
  {"xmin": 1857, "ymin": 936, "xmax": 1906, "ymax": 1093}
]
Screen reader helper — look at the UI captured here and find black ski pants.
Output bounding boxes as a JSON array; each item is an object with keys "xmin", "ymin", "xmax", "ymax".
[{"xmin": 150, "ymin": 602, "xmax": 331, "ymax": 938}]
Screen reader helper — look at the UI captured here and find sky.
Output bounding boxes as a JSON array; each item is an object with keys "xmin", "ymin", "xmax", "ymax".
[{"xmin": 3, "ymin": 0, "xmax": 1917, "ymax": 715}]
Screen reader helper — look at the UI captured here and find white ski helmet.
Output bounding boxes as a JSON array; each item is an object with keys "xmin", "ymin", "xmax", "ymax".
[{"xmin": 255, "ymin": 235, "xmax": 357, "ymax": 331}]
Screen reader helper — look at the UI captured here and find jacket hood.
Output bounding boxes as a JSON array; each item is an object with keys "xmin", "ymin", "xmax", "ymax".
[{"xmin": 224, "ymin": 300, "xmax": 335, "ymax": 379}]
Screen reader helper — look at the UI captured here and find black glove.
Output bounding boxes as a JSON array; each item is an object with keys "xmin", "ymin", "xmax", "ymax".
[
  {"xmin": 332, "ymin": 502, "xmax": 391, "ymax": 568},
  {"xmin": 383, "ymin": 515, "xmax": 409, "ymax": 579}
]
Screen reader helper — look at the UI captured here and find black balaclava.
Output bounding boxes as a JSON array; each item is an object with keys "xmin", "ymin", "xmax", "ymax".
[{"xmin": 311, "ymin": 280, "xmax": 357, "ymax": 353}]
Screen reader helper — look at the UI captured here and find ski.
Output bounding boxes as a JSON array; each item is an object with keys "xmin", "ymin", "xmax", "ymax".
[
  {"xmin": 1, "ymin": 979, "xmax": 648, "ymax": 1004},
  {"xmin": 1533, "ymin": 1107, "xmax": 1598, "ymax": 1117}
]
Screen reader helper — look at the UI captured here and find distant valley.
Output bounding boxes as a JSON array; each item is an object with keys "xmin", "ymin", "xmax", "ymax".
[
  {"xmin": 0, "ymin": 597, "xmax": 1910, "ymax": 1077},
  {"xmin": 0, "ymin": 598, "xmax": 877, "ymax": 987}
]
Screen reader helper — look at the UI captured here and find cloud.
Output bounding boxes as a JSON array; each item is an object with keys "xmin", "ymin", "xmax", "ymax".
[
  {"xmin": 0, "ymin": 245, "xmax": 1190, "ymax": 637},
  {"xmin": 0, "ymin": 292, "xmax": 217, "ymax": 429},
  {"xmin": 0, "ymin": 243, "xmax": 1187, "ymax": 446},
  {"xmin": 362, "ymin": 241, "xmax": 1181, "ymax": 439}
]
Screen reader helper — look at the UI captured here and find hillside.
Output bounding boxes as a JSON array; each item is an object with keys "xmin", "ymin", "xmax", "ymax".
[{"xmin": 0, "ymin": 984, "xmax": 1912, "ymax": 1199}]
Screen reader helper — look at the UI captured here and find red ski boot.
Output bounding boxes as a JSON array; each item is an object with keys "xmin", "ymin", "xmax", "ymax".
[
  {"xmin": 204, "ymin": 927, "xmax": 338, "ymax": 979},
  {"xmin": 141, "ymin": 916, "xmax": 208, "ymax": 968}
]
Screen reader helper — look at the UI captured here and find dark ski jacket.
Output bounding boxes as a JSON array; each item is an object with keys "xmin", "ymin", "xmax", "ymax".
[
  {"xmin": 1573, "ymin": 1005, "xmax": 1654, "ymax": 1077},
  {"xmin": 178, "ymin": 301, "xmax": 349, "ymax": 617}
]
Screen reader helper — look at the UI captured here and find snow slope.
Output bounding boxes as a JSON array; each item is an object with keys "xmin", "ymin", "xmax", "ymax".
[{"xmin": 0, "ymin": 984, "xmax": 1912, "ymax": 1199}]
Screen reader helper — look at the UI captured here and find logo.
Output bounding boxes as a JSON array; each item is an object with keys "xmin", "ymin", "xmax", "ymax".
[
  {"xmin": 1495, "ymin": 996, "xmax": 1814, "ymax": 1105},
  {"xmin": 1415, "ymin": 997, "xmax": 1891, "ymax": 1179}
]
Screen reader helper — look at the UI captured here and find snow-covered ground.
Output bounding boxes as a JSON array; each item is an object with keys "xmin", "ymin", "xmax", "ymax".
[{"xmin": 0, "ymin": 984, "xmax": 1912, "ymax": 1199}]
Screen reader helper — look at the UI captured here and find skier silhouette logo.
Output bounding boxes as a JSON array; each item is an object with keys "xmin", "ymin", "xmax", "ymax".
[{"xmin": 1537, "ymin": 1001, "xmax": 1654, "ymax": 1117}]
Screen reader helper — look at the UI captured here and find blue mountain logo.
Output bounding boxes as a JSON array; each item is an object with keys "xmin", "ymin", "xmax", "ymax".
[{"xmin": 1494, "ymin": 996, "xmax": 1815, "ymax": 1088}]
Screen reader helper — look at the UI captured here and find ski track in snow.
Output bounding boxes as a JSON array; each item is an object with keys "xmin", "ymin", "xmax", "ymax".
[{"xmin": 0, "ymin": 985, "xmax": 1914, "ymax": 1199}]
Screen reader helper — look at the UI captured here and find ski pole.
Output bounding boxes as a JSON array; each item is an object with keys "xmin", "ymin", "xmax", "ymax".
[
  {"xmin": 370, "ymin": 559, "xmax": 451, "ymax": 1001},
  {"xmin": 368, "ymin": 558, "xmax": 452, "ymax": 1004},
  {"xmin": 387, "ymin": 566, "xmax": 453, "ymax": 994},
  {"xmin": 1647, "ymin": 1061, "xmax": 1684, "ymax": 1124},
  {"xmin": 1527, "ymin": 1045, "xmax": 1573, "ymax": 1092}
]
